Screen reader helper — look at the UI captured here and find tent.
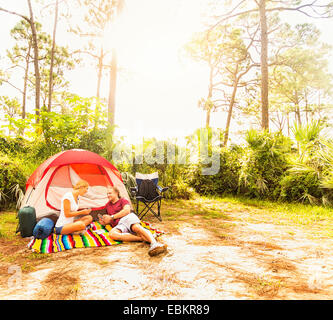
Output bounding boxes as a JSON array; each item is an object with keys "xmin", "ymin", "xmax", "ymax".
[{"xmin": 20, "ymin": 149, "xmax": 132, "ymax": 220}]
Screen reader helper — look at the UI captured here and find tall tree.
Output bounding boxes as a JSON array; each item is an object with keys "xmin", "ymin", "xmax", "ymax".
[
  {"xmin": 71, "ymin": 0, "xmax": 117, "ymax": 98},
  {"xmin": 0, "ymin": 0, "xmax": 42, "ymax": 122},
  {"xmin": 27, "ymin": 0, "xmax": 41, "ymax": 121},
  {"xmin": 6, "ymin": 19, "xmax": 40, "ymax": 120},
  {"xmin": 259, "ymin": 0, "xmax": 269, "ymax": 130},
  {"xmin": 270, "ymin": 23, "xmax": 333, "ymax": 128},
  {"xmin": 70, "ymin": 0, "xmax": 123, "ymax": 126},
  {"xmin": 185, "ymin": 21, "xmax": 259, "ymax": 145},
  {"xmin": 212, "ymin": 0, "xmax": 333, "ymax": 130},
  {"xmin": 107, "ymin": 0, "xmax": 124, "ymax": 129},
  {"xmin": 48, "ymin": 0, "xmax": 59, "ymax": 112}
]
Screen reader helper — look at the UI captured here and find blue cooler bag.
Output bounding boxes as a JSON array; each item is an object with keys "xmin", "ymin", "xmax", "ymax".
[{"xmin": 33, "ymin": 217, "xmax": 55, "ymax": 239}]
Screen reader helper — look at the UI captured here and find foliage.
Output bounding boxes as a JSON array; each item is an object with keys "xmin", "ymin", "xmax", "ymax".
[
  {"xmin": 0, "ymin": 133, "xmax": 30, "ymax": 157},
  {"xmin": 189, "ymin": 145, "xmax": 243, "ymax": 196},
  {"xmin": 0, "ymin": 154, "xmax": 26, "ymax": 210},
  {"xmin": 238, "ymin": 129, "xmax": 292, "ymax": 199},
  {"xmin": 112, "ymin": 137, "xmax": 197, "ymax": 200},
  {"xmin": 280, "ymin": 121, "xmax": 333, "ymax": 205},
  {"xmin": 279, "ymin": 171, "xmax": 323, "ymax": 204}
]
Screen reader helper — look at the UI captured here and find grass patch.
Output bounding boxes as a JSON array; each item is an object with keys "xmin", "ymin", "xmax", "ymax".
[
  {"xmin": 162, "ymin": 195, "xmax": 333, "ymax": 239},
  {"xmin": 0, "ymin": 211, "xmax": 18, "ymax": 240},
  {"xmin": 191, "ymin": 195, "xmax": 333, "ymax": 238}
]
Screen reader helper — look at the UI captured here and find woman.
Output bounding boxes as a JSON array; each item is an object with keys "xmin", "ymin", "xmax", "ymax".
[{"xmin": 54, "ymin": 179, "xmax": 93, "ymax": 235}]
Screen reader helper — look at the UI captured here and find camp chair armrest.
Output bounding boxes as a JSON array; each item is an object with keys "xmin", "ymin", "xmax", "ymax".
[{"xmin": 157, "ymin": 185, "xmax": 169, "ymax": 193}]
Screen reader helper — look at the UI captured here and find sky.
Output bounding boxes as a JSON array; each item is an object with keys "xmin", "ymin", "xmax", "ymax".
[
  {"xmin": 0, "ymin": 0, "xmax": 212, "ymax": 145},
  {"xmin": 0, "ymin": 0, "xmax": 333, "ymax": 145}
]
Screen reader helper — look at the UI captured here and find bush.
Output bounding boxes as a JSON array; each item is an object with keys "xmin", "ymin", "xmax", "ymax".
[
  {"xmin": 0, "ymin": 133, "xmax": 30, "ymax": 157},
  {"xmin": 0, "ymin": 154, "xmax": 27, "ymax": 210},
  {"xmin": 279, "ymin": 171, "xmax": 323, "ymax": 204},
  {"xmin": 189, "ymin": 146, "xmax": 243, "ymax": 196},
  {"xmin": 166, "ymin": 180, "xmax": 198, "ymax": 200},
  {"xmin": 238, "ymin": 130, "xmax": 292, "ymax": 200}
]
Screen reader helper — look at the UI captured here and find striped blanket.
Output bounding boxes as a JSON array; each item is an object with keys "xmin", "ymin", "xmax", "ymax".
[{"xmin": 27, "ymin": 221, "xmax": 163, "ymax": 254}]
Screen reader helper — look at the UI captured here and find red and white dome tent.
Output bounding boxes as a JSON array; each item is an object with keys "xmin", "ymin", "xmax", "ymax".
[{"xmin": 20, "ymin": 149, "xmax": 132, "ymax": 219}]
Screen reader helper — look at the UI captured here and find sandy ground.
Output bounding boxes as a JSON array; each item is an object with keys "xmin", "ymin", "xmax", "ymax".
[{"xmin": 1, "ymin": 208, "xmax": 333, "ymax": 300}]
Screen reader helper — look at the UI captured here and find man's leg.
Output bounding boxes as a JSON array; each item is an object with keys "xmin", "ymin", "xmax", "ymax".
[
  {"xmin": 131, "ymin": 223, "xmax": 156, "ymax": 244},
  {"xmin": 109, "ymin": 227, "xmax": 144, "ymax": 242},
  {"xmin": 131, "ymin": 223, "xmax": 167, "ymax": 256}
]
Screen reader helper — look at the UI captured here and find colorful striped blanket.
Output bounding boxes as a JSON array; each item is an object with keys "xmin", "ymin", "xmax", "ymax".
[{"xmin": 28, "ymin": 221, "xmax": 163, "ymax": 254}]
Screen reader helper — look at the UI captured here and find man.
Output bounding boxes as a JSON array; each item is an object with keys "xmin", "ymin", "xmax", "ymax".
[{"xmin": 98, "ymin": 186, "xmax": 167, "ymax": 256}]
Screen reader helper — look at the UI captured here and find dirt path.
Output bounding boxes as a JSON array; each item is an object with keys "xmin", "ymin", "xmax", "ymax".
[{"xmin": 1, "ymin": 207, "xmax": 333, "ymax": 300}]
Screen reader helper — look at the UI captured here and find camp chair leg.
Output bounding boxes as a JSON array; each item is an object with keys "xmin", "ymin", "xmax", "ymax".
[{"xmin": 137, "ymin": 200, "xmax": 162, "ymax": 222}]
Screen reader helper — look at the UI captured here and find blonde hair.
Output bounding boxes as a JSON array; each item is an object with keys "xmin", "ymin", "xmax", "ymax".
[{"xmin": 73, "ymin": 179, "xmax": 89, "ymax": 190}]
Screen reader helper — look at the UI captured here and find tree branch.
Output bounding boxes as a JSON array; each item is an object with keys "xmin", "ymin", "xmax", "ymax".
[
  {"xmin": 0, "ymin": 79, "xmax": 24, "ymax": 94},
  {"xmin": 211, "ymin": 0, "xmax": 333, "ymax": 31},
  {"xmin": 0, "ymin": 7, "xmax": 30, "ymax": 22}
]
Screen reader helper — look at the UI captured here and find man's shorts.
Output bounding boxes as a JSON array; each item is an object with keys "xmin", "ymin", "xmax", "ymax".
[{"xmin": 114, "ymin": 212, "xmax": 141, "ymax": 234}]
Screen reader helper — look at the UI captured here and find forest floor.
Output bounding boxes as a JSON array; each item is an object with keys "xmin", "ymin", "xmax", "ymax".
[{"xmin": 1, "ymin": 196, "xmax": 333, "ymax": 300}]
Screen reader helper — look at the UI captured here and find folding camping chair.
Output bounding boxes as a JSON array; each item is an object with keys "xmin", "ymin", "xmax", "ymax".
[{"xmin": 130, "ymin": 172, "xmax": 169, "ymax": 222}]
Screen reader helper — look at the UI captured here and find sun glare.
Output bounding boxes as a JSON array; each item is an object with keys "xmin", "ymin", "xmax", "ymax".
[
  {"xmin": 104, "ymin": 0, "xmax": 206, "ymax": 74},
  {"xmin": 99, "ymin": 0, "xmax": 211, "ymax": 145}
]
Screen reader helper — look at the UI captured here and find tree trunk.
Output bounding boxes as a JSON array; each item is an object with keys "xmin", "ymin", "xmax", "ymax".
[
  {"xmin": 107, "ymin": 0, "xmax": 123, "ymax": 131},
  {"xmin": 22, "ymin": 42, "xmax": 32, "ymax": 120},
  {"xmin": 108, "ymin": 48, "xmax": 117, "ymax": 129},
  {"xmin": 259, "ymin": 0, "xmax": 269, "ymax": 130},
  {"xmin": 223, "ymin": 76, "xmax": 238, "ymax": 147},
  {"xmin": 97, "ymin": 46, "xmax": 104, "ymax": 99},
  {"xmin": 48, "ymin": 0, "xmax": 59, "ymax": 112},
  {"xmin": 205, "ymin": 109, "xmax": 211, "ymax": 128},
  {"xmin": 295, "ymin": 104, "xmax": 302, "ymax": 126},
  {"xmin": 295, "ymin": 90, "xmax": 301, "ymax": 125},
  {"xmin": 304, "ymin": 90, "xmax": 309, "ymax": 124},
  {"xmin": 27, "ymin": 0, "xmax": 41, "ymax": 122},
  {"xmin": 205, "ymin": 64, "xmax": 214, "ymax": 128}
]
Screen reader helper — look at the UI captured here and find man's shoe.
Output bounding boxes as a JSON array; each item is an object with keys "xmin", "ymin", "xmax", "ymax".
[{"xmin": 148, "ymin": 242, "xmax": 167, "ymax": 256}]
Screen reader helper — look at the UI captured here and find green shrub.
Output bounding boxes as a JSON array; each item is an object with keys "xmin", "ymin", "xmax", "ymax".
[
  {"xmin": 238, "ymin": 130, "xmax": 292, "ymax": 200},
  {"xmin": 279, "ymin": 171, "xmax": 323, "ymax": 204},
  {"xmin": 0, "ymin": 133, "xmax": 30, "ymax": 157},
  {"xmin": 165, "ymin": 180, "xmax": 197, "ymax": 200},
  {"xmin": 189, "ymin": 146, "xmax": 243, "ymax": 196},
  {"xmin": 0, "ymin": 154, "xmax": 27, "ymax": 210}
]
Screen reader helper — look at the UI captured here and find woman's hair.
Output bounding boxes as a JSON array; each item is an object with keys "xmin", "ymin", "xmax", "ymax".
[
  {"xmin": 73, "ymin": 179, "xmax": 89, "ymax": 190},
  {"xmin": 108, "ymin": 186, "xmax": 120, "ymax": 198}
]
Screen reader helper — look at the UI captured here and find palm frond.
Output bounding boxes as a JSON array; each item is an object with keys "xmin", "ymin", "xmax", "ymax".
[
  {"xmin": 256, "ymin": 177, "xmax": 268, "ymax": 194},
  {"xmin": 0, "ymin": 189, "xmax": 9, "ymax": 203},
  {"xmin": 318, "ymin": 141, "xmax": 333, "ymax": 167},
  {"xmin": 292, "ymin": 120, "xmax": 325, "ymax": 145},
  {"xmin": 299, "ymin": 193, "xmax": 319, "ymax": 205},
  {"xmin": 320, "ymin": 174, "xmax": 333, "ymax": 189},
  {"xmin": 321, "ymin": 196, "xmax": 332, "ymax": 207},
  {"xmin": 9, "ymin": 184, "xmax": 24, "ymax": 209},
  {"xmin": 288, "ymin": 162, "xmax": 320, "ymax": 179}
]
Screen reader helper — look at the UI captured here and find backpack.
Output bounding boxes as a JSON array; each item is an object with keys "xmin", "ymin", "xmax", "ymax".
[
  {"xmin": 16, "ymin": 206, "xmax": 37, "ymax": 238},
  {"xmin": 137, "ymin": 179, "xmax": 159, "ymax": 200}
]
